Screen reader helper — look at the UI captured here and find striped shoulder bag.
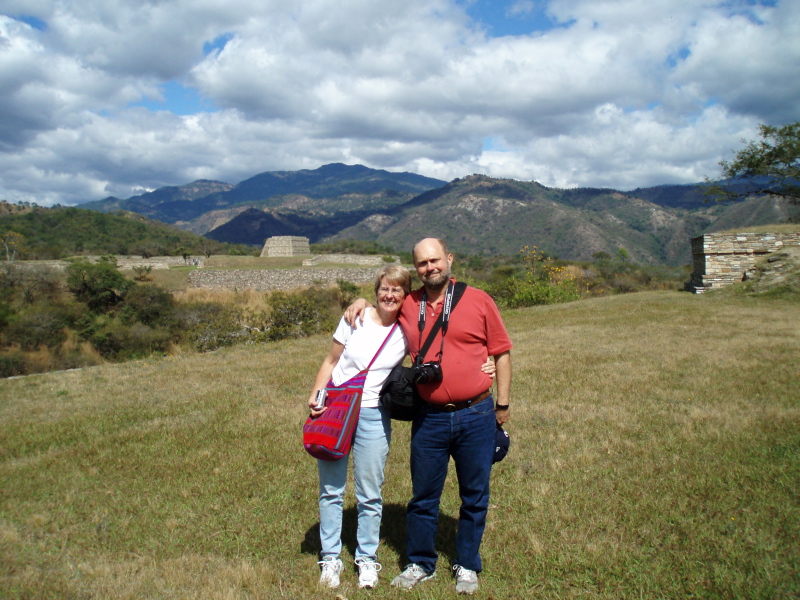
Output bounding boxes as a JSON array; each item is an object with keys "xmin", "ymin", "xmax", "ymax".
[{"xmin": 303, "ymin": 322, "xmax": 399, "ymax": 461}]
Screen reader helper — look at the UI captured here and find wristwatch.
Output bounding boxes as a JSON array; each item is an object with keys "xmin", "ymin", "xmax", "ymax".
[{"xmin": 495, "ymin": 404, "xmax": 510, "ymax": 410}]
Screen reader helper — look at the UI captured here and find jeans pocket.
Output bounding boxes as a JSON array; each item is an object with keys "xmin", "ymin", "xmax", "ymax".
[{"xmin": 469, "ymin": 395, "xmax": 494, "ymax": 415}]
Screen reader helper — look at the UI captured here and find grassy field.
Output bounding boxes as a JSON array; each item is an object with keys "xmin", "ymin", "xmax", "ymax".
[{"xmin": 1, "ymin": 290, "xmax": 798, "ymax": 599}]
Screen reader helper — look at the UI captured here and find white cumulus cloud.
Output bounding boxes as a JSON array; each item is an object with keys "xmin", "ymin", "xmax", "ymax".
[{"xmin": 0, "ymin": 0, "xmax": 797, "ymax": 205}]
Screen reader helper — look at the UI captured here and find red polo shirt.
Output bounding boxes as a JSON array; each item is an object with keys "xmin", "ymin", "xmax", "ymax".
[{"xmin": 397, "ymin": 280, "xmax": 512, "ymax": 404}]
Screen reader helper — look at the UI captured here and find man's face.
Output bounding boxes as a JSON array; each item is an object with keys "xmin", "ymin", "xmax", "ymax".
[{"xmin": 413, "ymin": 240, "xmax": 453, "ymax": 290}]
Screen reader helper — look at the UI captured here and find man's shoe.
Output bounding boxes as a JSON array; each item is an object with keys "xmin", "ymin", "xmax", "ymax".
[
  {"xmin": 453, "ymin": 565, "xmax": 479, "ymax": 595},
  {"xmin": 318, "ymin": 557, "xmax": 343, "ymax": 588},
  {"xmin": 355, "ymin": 558, "xmax": 382, "ymax": 589},
  {"xmin": 391, "ymin": 563, "xmax": 436, "ymax": 590}
]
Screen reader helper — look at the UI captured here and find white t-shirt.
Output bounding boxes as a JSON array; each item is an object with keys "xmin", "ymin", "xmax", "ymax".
[{"xmin": 330, "ymin": 307, "xmax": 408, "ymax": 408}]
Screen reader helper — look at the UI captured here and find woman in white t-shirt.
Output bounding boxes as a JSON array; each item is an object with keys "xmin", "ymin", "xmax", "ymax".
[{"xmin": 307, "ymin": 265, "xmax": 411, "ymax": 590}]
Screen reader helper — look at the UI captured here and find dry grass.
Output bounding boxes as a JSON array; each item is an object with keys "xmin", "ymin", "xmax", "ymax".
[
  {"xmin": 1, "ymin": 291, "xmax": 798, "ymax": 599},
  {"xmin": 144, "ymin": 266, "xmax": 195, "ymax": 291},
  {"xmin": 173, "ymin": 288, "xmax": 272, "ymax": 314}
]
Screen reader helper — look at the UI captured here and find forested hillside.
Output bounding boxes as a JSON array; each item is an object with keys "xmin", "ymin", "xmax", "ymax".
[{"xmin": 0, "ymin": 204, "xmax": 249, "ymax": 259}]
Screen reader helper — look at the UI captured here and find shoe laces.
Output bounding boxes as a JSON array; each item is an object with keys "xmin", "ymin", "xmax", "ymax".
[
  {"xmin": 356, "ymin": 558, "xmax": 382, "ymax": 573},
  {"xmin": 318, "ymin": 558, "xmax": 341, "ymax": 572},
  {"xmin": 453, "ymin": 565, "xmax": 477, "ymax": 582}
]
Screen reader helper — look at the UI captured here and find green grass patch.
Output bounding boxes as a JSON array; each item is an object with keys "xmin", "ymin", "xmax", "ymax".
[{"xmin": 1, "ymin": 291, "xmax": 798, "ymax": 599}]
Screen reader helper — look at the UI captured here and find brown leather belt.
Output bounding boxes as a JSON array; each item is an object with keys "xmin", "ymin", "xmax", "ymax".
[{"xmin": 427, "ymin": 389, "xmax": 492, "ymax": 412}]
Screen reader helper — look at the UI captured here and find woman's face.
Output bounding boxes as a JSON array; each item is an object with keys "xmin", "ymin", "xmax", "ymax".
[{"xmin": 375, "ymin": 277, "xmax": 406, "ymax": 318}]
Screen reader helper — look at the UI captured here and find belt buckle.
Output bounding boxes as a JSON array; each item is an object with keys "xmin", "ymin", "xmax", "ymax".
[{"xmin": 443, "ymin": 403, "xmax": 456, "ymax": 412}]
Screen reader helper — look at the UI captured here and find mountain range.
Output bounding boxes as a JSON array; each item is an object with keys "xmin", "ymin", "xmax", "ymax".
[{"xmin": 81, "ymin": 163, "xmax": 797, "ymax": 265}]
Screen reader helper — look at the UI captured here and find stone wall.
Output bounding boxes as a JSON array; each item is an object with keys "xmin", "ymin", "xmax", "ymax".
[
  {"xmin": 10, "ymin": 255, "xmax": 202, "ymax": 272},
  {"xmin": 302, "ymin": 254, "xmax": 399, "ymax": 266},
  {"xmin": 685, "ymin": 232, "xmax": 800, "ymax": 293},
  {"xmin": 116, "ymin": 256, "xmax": 203, "ymax": 270},
  {"xmin": 260, "ymin": 236, "xmax": 310, "ymax": 257},
  {"xmin": 188, "ymin": 267, "xmax": 382, "ymax": 292}
]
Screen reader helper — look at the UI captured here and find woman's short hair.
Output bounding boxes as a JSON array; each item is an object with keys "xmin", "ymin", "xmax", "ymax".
[{"xmin": 373, "ymin": 264, "xmax": 412, "ymax": 297}]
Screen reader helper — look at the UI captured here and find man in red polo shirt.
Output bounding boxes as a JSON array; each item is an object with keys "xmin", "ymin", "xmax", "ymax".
[{"xmin": 347, "ymin": 238, "xmax": 512, "ymax": 595}]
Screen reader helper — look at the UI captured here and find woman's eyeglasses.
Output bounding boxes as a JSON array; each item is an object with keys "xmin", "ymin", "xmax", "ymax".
[{"xmin": 378, "ymin": 286, "xmax": 405, "ymax": 297}]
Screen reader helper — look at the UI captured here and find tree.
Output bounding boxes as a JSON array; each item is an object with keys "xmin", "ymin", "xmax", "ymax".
[
  {"xmin": 2, "ymin": 231, "xmax": 26, "ymax": 262},
  {"xmin": 66, "ymin": 256, "xmax": 132, "ymax": 313},
  {"xmin": 706, "ymin": 122, "xmax": 800, "ymax": 204},
  {"xmin": 592, "ymin": 251, "xmax": 612, "ymax": 262}
]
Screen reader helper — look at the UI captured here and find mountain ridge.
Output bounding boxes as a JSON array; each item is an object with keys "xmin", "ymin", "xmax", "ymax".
[{"xmin": 76, "ymin": 164, "xmax": 798, "ymax": 265}]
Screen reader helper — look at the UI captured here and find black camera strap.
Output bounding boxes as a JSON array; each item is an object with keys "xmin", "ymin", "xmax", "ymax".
[{"xmin": 415, "ymin": 281, "xmax": 466, "ymax": 366}]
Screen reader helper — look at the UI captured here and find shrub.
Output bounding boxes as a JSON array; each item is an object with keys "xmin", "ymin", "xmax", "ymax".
[
  {"xmin": 88, "ymin": 319, "xmax": 173, "ymax": 360},
  {"xmin": 132, "ymin": 265, "xmax": 153, "ymax": 281},
  {"xmin": 5, "ymin": 303, "xmax": 75, "ymax": 350},
  {"xmin": 120, "ymin": 284, "xmax": 175, "ymax": 327},
  {"xmin": 125, "ymin": 322, "xmax": 173, "ymax": 357},
  {"xmin": 66, "ymin": 257, "xmax": 132, "ymax": 313},
  {"xmin": 174, "ymin": 302, "xmax": 248, "ymax": 352},
  {"xmin": 0, "ymin": 264, "xmax": 64, "ymax": 306},
  {"xmin": 16, "ymin": 267, "xmax": 63, "ymax": 304},
  {"xmin": 485, "ymin": 277, "xmax": 580, "ymax": 308},
  {"xmin": 336, "ymin": 280, "xmax": 360, "ymax": 309},
  {"xmin": 86, "ymin": 319, "xmax": 127, "ymax": 359},
  {"xmin": 0, "ymin": 350, "xmax": 26, "ymax": 377},
  {"xmin": 482, "ymin": 245, "xmax": 582, "ymax": 308},
  {"xmin": 0, "ymin": 299, "xmax": 12, "ymax": 330},
  {"xmin": 491, "ymin": 265, "xmax": 517, "ymax": 282},
  {"xmin": 266, "ymin": 288, "xmax": 339, "ymax": 341}
]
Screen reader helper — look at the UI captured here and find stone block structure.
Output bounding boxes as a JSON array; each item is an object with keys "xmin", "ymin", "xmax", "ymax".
[
  {"xmin": 187, "ymin": 267, "xmax": 383, "ymax": 292},
  {"xmin": 685, "ymin": 232, "xmax": 800, "ymax": 293},
  {"xmin": 260, "ymin": 236, "xmax": 310, "ymax": 257}
]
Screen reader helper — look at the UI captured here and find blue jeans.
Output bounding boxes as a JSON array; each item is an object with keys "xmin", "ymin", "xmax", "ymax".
[
  {"xmin": 406, "ymin": 395, "xmax": 496, "ymax": 573},
  {"xmin": 318, "ymin": 406, "xmax": 391, "ymax": 561}
]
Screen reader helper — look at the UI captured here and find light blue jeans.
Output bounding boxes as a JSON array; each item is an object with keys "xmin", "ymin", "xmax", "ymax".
[{"xmin": 318, "ymin": 406, "xmax": 392, "ymax": 561}]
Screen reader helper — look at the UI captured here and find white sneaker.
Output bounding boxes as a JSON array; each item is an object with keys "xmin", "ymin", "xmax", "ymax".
[
  {"xmin": 453, "ymin": 565, "xmax": 479, "ymax": 595},
  {"xmin": 390, "ymin": 563, "xmax": 436, "ymax": 590},
  {"xmin": 318, "ymin": 557, "xmax": 343, "ymax": 588},
  {"xmin": 355, "ymin": 558, "xmax": 382, "ymax": 589}
]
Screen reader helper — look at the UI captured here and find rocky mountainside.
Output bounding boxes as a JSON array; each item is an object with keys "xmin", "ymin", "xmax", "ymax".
[
  {"xmin": 328, "ymin": 175, "xmax": 796, "ymax": 265},
  {"xmin": 78, "ymin": 164, "xmax": 798, "ymax": 265},
  {"xmin": 83, "ymin": 163, "xmax": 445, "ymax": 225}
]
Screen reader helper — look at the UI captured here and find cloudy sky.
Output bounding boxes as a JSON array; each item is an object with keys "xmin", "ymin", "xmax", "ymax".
[{"xmin": 1, "ymin": 0, "xmax": 798, "ymax": 206}]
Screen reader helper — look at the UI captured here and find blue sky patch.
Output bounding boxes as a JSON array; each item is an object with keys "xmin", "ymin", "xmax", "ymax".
[
  {"xmin": 460, "ymin": 0, "xmax": 572, "ymax": 37},
  {"xmin": 666, "ymin": 46, "xmax": 691, "ymax": 68},
  {"xmin": 720, "ymin": 0, "xmax": 778, "ymax": 24},
  {"xmin": 129, "ymin": 81, "xmax": 217, "ymax": 115},
  {"xmin": 13, "ymin": 15, "xmax": 47, "ymax": 31},
  {"xmin": 203, "ymin": 33, "xmax": 235, "ymax": 56}
]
